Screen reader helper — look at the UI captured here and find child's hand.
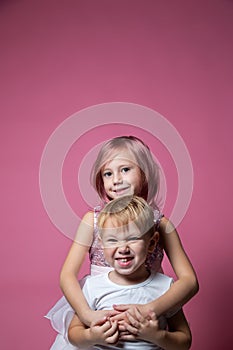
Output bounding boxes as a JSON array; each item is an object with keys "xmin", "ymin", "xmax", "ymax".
[
  {"xmin": 119, "ymin": 307, "xmax": 164, "ymax": 344},
  {"xmin": 85, "ymin": 309, "xmax": 120, "ymax": 327},
  {"xmin": 108, "ymin": 308, "xmax": 129, "ymax": 325},
  {"xmin": 113, "ymin": 303, "xmax": 150, "ymax": 319},
  {"xmin": 89, "ymin": 317, "xmax": 119, "ymax": 345}
]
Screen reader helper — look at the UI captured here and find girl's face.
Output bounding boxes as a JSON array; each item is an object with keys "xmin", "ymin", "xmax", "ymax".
[{"xmin": 101, "ymin": 151, "xmax": 142, "ymax": 200}]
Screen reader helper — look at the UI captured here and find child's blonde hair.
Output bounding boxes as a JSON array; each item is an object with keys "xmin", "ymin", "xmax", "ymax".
[
  {"xmin": 91, "ymin": 136, "xmax": 160, "ymax": 207},
  {"xmin": 98, "ymin": 195, "xmax": 155, "ymax": 238}
]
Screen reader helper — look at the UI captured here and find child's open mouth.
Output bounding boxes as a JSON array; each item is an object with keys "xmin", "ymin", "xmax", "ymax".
[{"xmin": 116, "ymin": 257, "xmax": 133, "ymax": 267}]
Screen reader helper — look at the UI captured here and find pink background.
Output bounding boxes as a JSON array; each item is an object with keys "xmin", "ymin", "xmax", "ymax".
[{"xmin": 1, "ymin": 1, "xmax": 233, "ymax": 349}]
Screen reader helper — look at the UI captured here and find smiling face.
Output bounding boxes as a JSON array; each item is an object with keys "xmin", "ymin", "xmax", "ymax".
[
  {"xmin": 101, "ymin": 151, "xmax": 143, "ymax": 200},
  {"xmin": 101, "ymin": 217, "xmax": 157, "ymax": 284}
]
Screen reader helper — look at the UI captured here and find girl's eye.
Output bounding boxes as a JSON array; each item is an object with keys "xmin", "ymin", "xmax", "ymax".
[
  {"xmin": 103, "ymin": 171, "xmax": 112, "ymax": 178},
  {"xmin": 121, "ymin": 167, "xmax": 130, "ymax": 173}
]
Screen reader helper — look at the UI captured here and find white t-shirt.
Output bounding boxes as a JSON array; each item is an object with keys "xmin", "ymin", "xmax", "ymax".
[{"xmin": 82, "ymin": 272, "xmax": 173, "ymax": 350}]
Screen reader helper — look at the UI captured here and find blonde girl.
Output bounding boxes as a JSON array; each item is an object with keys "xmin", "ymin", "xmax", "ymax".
[{"xmin": 46, "ymin": 136, "xmax": 198, "ymax": 346}]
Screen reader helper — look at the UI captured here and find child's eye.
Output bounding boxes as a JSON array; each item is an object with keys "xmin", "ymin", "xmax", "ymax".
[
  {"xmin": 103, "ymin": 171, "xmax": 112, "ymax": 178},
  {"xmin": 127, "ymin": 237, "xmax": 139, "ymax": 242},
  {"xmin": 121, "ymin": 167, "xmax": 130, "ymax": 173},
  {"xmin": 105, "ymin": 238, "xmax": 118, "ymax": 245},
  {"xmin": 106, "ymin": 238, "xmax": 118, "ymax": 243}
]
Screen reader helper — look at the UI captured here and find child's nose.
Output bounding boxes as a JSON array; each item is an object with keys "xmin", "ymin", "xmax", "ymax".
[
  {"xmin": 113, "ymin": 172, "xmax": 122, "ymax": 184},
  {"xmin": 118, "ymin": 243, "xmax": 130, "ymax": 253}
]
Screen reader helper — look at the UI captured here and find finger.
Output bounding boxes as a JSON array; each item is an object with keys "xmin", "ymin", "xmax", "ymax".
[
  {"xmin": 119, "ymin": 330, "xmax": 130, "ymax": 336},
  {"xmin": 106, "ymin": 331, "xmax": 119, "ymax": 345},
  {"xmin": 98, "ymin": 319, "xmax": 113, "ymax": 332},
  {"xmin": 105, "ymin": 323, "xmax": 119, "ymax": 344},
  {"xmin": 106, "ymin": 310, "xmax": 122, "ymax": 318},
  {"xmin": 113, "ymin": 304, "xmax": 130, "ymax": 311},
  {"xmin": 116, "ymin": 319, "xmax": 127, "ymax": 325},
  {"xmin": 131, "ymin": 307, "xmax": 145, "ymax": 323},
  {"xmin": 119, "ymin": 334, "xmax": 137, "ymax": 341},
  {"xmin": 118, "ymin": 323, "xmax": 127, "ymax": 332},
  {"xmin": 148, "ymin": 310, "xmax": 157, "ymax": 321},
  {"xmin": 126, "ymin": 312, "xmax": 141, "ymax": 328},
  {"xmin": 110, "ymin": 312, "xmax": 127, "ymax": 322},
  {"xmin": 104, "ymin": 320, "xmax": 118, "ymax": 337},
  {"xmin": 91, "ymin": 316, "xmax": 107, "ymax": 326},
  {"xmin": 123, "ymin": 322, "xmax": 139, "ymax": 335}
]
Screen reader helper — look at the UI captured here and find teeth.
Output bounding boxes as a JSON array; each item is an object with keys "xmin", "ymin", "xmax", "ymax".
[{"xmin": 116, "ymin": 257, "xmax": 132, "ymax": 263}]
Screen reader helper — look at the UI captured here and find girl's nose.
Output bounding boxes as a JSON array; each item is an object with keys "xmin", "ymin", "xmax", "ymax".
[{"xmin": 113, "ymin": 172, "xmax": 123, "ymax": 185}]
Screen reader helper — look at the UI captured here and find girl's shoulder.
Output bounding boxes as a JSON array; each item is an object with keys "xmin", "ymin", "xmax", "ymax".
[
  {"xmin": 82, "ymin": 210, "xmax": 95, "ymax": 224},
  {"xmin": 153, "ymin": 208, "xmax": 164, "ymax": 229},
  {"xmin": 158, "ymin": 215, "xmax": 176, "ymax": 233},
  {"xmin": 73, "ymin": 210, "xmax": 95, "ymax": 247}
]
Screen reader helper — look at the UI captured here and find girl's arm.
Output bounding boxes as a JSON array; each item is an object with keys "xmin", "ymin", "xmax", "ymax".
[
  {"xmin": 160, "ymin": 309, "xmax": 192, "ymax": 350},
  {"xmin": 60, "ymin": 211, "xmax": 93, "ymax": 324},
  {"xmin": 151, "ymin": 216, "xmax": 199, "ymax": 316},
  {"xmin": 60, "ymin": 211, "xmax": 114, "ymax": 326},
  {"xmin": 113, "ymin": 216, "xmax": 199, "ymax": 317},
  {"xmin": 148, "ymin": 309, "xmax": 192, "ymax": 350}
]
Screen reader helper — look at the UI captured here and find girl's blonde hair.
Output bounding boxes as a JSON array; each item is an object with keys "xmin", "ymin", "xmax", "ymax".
[
  {"xmin": 90, "ymin": 136, "xmax": 160, "ymax": 207},
  {"xmin": 98, "ymin": 195, "xmax": 155, "ymax": 238}
]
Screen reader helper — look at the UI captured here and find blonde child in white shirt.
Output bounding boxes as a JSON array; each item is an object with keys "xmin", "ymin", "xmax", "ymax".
[{"xmin": 68, "ymin": 195, "xmax": 192, "ymax": 349}]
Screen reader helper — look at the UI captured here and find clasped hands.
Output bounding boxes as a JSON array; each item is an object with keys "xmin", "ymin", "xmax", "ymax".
[{"xmin": 88, "ymin": 304, "xmax": 163, "ymax": 346}]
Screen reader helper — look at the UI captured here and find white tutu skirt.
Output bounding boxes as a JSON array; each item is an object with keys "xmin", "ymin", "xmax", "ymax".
[
  {"xmin": 45, "ymin": 296, "xmax": 75, "ymax": 345},
  {"xmin": 45, "ymin": 265, "xmax": 113, "ymax": 349}
]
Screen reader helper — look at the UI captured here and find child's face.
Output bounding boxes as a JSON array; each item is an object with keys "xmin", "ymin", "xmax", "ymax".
[
  {"xmin": 101, "ymin": 218, "xmax": 155, "ymax": 278},
  {"xmin": 101, "ymin": 151, "xmax": 142, "ymax": 200}
]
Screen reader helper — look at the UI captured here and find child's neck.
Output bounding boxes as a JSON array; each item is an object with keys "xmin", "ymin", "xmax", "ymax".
[{"xmin": 109, "ymin": 266, "xmax": 150, "ymax": 286}]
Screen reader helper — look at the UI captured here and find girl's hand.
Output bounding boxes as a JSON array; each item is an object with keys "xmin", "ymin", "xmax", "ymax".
[
  {"xmin": 89, "ymin": 317, "xmax": 119, "ymax": 345},
  {"xmin": 113, "ymin": 303, "xmax": 150, "ymax": 319},
  {"xmin": 85, "ymin": 309, "xmax": 121, "ymax": 327},
  {"xmin": 120, "ymin": 307, "xmax": 164, "ymax": 344}
]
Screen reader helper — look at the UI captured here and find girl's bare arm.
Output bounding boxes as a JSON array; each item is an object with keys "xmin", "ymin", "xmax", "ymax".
[
  {"xmin": 60, "ymin": 211, "xmax": 112, "ymax": 326},
  {"xmin": 148, "ymin": 216, "xmax": 199, "ymax": 316},
  {"xmin": 60, "ymin": 211, "xmax": 93, "ymax": 324}
]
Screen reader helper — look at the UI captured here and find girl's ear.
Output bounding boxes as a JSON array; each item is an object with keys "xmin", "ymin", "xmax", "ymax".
[{"xmin": 148, "ymin": 232, "xmax": 159, "ymax": 253}]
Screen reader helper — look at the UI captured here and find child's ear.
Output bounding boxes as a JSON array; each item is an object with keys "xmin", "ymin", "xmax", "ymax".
[{"xmin": 148, "ymin": 232, "xmax": 159, "ymax": 253}]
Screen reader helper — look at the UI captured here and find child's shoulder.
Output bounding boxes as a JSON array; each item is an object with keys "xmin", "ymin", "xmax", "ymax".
[
  {"xmin": 83, "ymin": 272, "xmax": 107, "ymax": 288},
  {"xmin": 152, "ymin": 272, "xmax": 173, "ymax": 287}
]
